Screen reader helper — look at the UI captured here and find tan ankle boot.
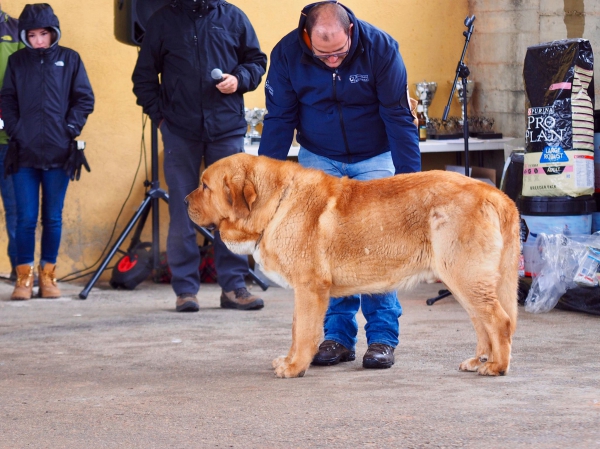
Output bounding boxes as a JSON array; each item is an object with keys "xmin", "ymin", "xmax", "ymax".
[
  {"xmin": 38, "ymin": 263, "xmax": 61, "ymax": 298},
  {"xmin": 11, "ymin": 265, "xmax": 34, "ymax": 300}
]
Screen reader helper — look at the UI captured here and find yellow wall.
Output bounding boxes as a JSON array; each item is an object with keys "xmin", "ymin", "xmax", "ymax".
[{"xmin": 0, "ymin": 0, "xmax": 468, "ymax": 277}]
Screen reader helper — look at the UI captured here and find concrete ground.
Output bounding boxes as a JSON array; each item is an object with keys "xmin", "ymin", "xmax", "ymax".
[{"xmin": 0, "ymin": 277, "xmax": 599, "ymax": 448}]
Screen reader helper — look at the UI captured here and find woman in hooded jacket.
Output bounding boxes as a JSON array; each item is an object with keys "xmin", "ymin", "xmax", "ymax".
[{"xmin": 0, "ymin": 3, "xmax": 94, "ymax": 300}]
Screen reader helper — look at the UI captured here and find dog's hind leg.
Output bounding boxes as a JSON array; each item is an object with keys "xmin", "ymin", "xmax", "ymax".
[
  {"xmin": 435, "ymin": 255, "xmax": 511, "ymax": 375},
  {"xmin": 433, "ymin": 200, "xmax": 517, "ymax": 376},
  {"xmin": 458, "ymin": 316, "xmax": 491, "ymax": 372},
  {"xmin": 446, "ymin": 278, "xmax": 513, "ymax": 376},
  {"xmin": 273, "ymin": 284, "xmax": 330, "ymax": 378},
  {"xmin": 476, "ymin": 302, "xmax": 512, "ymax": 376},
  {"xmin": 467, "ymin": 203, "xmax": 519, "ymax": 375}
]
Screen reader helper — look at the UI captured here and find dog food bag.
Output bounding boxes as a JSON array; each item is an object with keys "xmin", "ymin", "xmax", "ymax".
[{"xmin": 522, "ymin": 38, "xmax": 595, "ymax": 197}]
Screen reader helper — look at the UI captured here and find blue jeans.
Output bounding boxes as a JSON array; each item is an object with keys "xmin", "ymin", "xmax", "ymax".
[
  {"xmin": 0, "ymin": 144, "xmax": 18, "ymax": 269},
  {"xmin": 161, "ymin": 122, "xmax": 250, "ymax": 296},
  {"xmin": 298, "ymin": 147, "xmax": 402, "ymax": 350},
  {"xmin": 12, "ymin": 167, "xmax": 70, "ymax": 265}
]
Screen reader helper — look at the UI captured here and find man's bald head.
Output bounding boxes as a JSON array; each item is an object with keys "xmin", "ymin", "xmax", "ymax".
[{"xmin": 305, "ymin": 2, "xmax": 351, "ymax": 41}]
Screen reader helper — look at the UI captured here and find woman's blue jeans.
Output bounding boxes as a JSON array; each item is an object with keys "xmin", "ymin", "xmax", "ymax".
[
  {"xmin": 298, "ymin": 147, "xmax": 402, "ymax": 350},
  {"xmin": 0, "ymin": 144, "xmax": 18, "ymax": 268},
  {"xmin": 12, "ymin": 167, "xmax": 70, "ymax": 265}
]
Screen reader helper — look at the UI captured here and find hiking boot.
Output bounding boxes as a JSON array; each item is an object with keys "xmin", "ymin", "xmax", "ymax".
[
  {"xmin": 11, "ymin": 265, "xmax": 34, "ymax": 301},
  {"xmin": 38, "ymin": 263, "xmax": 61, "ymax": 298},
  {"xmin": 220, "ymin": 287, "xmax": 264, "ymax": 310},
  {"xmin": 176, "ymin": 294, "xmax": 200, "ymax": 312},
  {"xmin": 311, "ymin": 340, "xmax": 355, "ymax": 366},
  {"xmin": 362, "ymin": 343, "xmax": 395, "ymax": 369}
]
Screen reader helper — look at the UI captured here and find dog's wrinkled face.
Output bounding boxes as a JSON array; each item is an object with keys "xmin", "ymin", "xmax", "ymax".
[
  {"xmin": 186, "ymin": 170, "xmax": 221, "ymax": 231},
  {"xmin": 186, "ymin": 154, "xmax": 258, "ymax": 231}
]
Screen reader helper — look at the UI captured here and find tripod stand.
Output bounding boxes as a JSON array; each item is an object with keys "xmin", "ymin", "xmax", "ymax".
[
  {"xmin": 79, "ymin": 121, "xmax": 268, "ymax": 299},
  {"xmin": 426, "ymin": 15, "xmax": 476, "ymax": 306}
]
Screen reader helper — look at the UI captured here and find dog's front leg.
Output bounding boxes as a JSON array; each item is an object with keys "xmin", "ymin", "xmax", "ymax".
[
  {"xmin": 274, "ymin": 286, "xmax": 329, "ymax": 378},
  {"xmin": 272, "ymin": 312, "xmax": 298, "ymax": 370}
]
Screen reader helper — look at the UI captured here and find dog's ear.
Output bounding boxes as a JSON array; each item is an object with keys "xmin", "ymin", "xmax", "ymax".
[{"xmin": 223, "ymin": 174, "xmax": 257, "ymax": 219}]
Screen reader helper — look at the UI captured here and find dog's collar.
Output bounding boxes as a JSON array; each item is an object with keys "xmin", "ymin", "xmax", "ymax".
[
  {"xmin": 272, "ymin": 176, "xmax": 293, "ymax": 216},
  {"xmin": 254, "ymin": 175, "xmax": 294, "ymax": 252},
  {"xmin": 255, "ymin": 231, "xmax": 264, "ymax": 249}
]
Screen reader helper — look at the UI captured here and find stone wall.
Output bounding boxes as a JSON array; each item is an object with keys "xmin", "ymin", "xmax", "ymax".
[{"xmin": 468, "ymin": 0, "xmax": 599, "ymax": 139}]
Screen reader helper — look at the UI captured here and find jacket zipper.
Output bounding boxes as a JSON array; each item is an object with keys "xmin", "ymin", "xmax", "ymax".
[
  {"xmin": 332, "ymin": 70, "xmax": 351, "ymax": 159},
  {"xmin": 193, "ymin": 16, "xmax": 209, "ymax": 140},
  {"xmin": 41, "ymin": 54, "xmax": 46, "ymax": 167}
]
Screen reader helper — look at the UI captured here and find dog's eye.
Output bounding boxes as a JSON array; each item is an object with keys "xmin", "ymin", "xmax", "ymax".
[{"xmin": 202, "ymin": 183, "xmax": 209, "ymax": 191}]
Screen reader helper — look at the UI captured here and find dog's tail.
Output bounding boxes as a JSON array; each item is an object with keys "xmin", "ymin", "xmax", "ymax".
[{"xmin": 494, "ymin": 193, "xmax": 520, "ymax": 335}]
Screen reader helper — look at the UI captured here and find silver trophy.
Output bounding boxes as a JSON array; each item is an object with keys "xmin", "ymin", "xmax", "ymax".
[
  {"xmin": 415, "ymin": 81, "xmax": 437, "ymax": 123},
  {"xmin": 454, "ymin": 79, "xmax": 475, "ymax": 124},
  {"xmin": 245, "ymin": 107, "xmax": 267, "ymax": 144}
]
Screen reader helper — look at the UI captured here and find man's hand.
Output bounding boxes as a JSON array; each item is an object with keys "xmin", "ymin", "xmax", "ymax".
[{"xmin": 216, "ymin": 73, "xmax": 238, "ymax": 94}]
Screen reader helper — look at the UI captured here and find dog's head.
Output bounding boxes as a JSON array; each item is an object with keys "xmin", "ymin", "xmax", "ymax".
[
  {"xmin": 186, "ymin": 153, "xmax": 260, "ymax": 229},
  {"xmin": 186, "ymin": 153, "xmax": 294, "ymax": 252}
]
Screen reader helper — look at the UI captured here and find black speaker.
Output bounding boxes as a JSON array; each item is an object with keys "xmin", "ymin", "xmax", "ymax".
[{"xmin": 114, "ymin": 0, "xmax": 171, "ymax": 46}]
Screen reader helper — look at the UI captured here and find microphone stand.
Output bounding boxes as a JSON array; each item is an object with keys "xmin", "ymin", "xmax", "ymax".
[{"xmin": 427, "ymin": 15, "xmax": 476, "ymax": 306}]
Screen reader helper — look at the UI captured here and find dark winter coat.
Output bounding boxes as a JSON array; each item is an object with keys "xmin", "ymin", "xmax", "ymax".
[
  {"xmin": 0, "ymin": 3, "xmax": 94, "ymax": 169},
  {"xmin": 132, "ymin": 0, "xmax": 267, "ymax": 142},
  {"xmin": 258, "ymin": 2, "xmax": 420, "ymax": 174}
]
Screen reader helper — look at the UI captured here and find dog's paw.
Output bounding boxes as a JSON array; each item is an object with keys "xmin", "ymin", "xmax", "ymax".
[
  {"xmin": 459, "ymin": 357, "xmax": 482, "ymax": 372},
  {"xmin": 477, "ymin": 361, "xmax": 508, "ymax": 376},
  {"xmin": 274, "ymin": 361, "xmax": 307, "ymax": 378},
  {"xmin": 272, "ymin": 356, "xmax": 287, "ymax": 369}
]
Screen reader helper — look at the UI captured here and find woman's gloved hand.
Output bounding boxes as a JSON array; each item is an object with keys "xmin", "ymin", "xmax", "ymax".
[
  {"xmin": 3, "ymin": 140, "xmax": 19, "ymax": 179},
  {"xmin": 63, "ymin": 140, "xmax": 91, "ymax": 181}
]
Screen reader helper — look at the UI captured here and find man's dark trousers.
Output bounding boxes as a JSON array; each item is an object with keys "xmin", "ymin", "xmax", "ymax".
[{"xmin": 160, "ymin": 121, "xmax": 249, "ymax": 296}]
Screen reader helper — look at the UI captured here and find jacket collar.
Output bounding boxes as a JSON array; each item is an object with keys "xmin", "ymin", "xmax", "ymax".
[
  {"xmin": 25, "ymin": 43, "xmax": 59, "ymax": 57},
  {"xmin": 177, "ymin": 0, "xmax": 221, "ymax": 13}
]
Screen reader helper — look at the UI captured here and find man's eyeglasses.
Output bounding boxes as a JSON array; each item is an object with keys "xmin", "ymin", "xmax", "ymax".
[{"xmin": 312, "ymin": 35, "xmax": 350, "ymax": 61}]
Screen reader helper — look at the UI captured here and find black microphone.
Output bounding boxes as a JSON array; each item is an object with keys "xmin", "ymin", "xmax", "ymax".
[{"xmin": 211, "ymin": 68, "xmax": 224, "ymax": 84}]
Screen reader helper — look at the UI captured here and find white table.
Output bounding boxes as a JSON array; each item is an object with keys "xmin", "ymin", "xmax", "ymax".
[
  {"xmin": 418, "ymin": 137, "xmax": 514, "ymax": 154},
  {"xmin": 244, "ymin": 137, "xmax": 514, "ymax": 157},
  {"xmin": 243, "ymin": 143, "xmax": 299, "ymax": 157}
]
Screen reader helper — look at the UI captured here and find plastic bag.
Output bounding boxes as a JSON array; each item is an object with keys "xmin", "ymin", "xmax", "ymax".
[
  {"xmin": 525, "ymin": 233, "xmax": 600, "ymax": 313},
  {"xmin": 573, "ymin": 247, "xmax": 600, "ymax": 286}
]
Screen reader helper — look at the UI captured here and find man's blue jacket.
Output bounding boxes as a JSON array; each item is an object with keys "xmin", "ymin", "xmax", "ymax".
[{"xmin": 259, "ymin": 2, "xmax": 420, "ymax": 174}]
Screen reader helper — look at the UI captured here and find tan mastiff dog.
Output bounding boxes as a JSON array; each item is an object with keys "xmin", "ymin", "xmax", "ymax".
[{"xmin": 186, "ymin": 153, "xmax": 520, "ymax": 378}]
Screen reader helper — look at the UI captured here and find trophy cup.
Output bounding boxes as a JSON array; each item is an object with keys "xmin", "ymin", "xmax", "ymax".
[
  {"xmin": 415, "ymin": 81, "xmax": 437, "ymax": 123},
  {"xmin": 245, "ymin": 107, "xmax": 266, "ymax": 144},
  {"xmin": 454, "ymin": 79, "xmax": 475, "ymax": 125}
]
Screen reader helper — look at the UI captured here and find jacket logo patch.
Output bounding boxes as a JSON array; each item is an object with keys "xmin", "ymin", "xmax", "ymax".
[
  {"xmin": 55, "ymin": 61, "xmax": 64, "ymax": 67},
  {"xmin": 1, "ymin": 35, "xmax": 13, "ymax": 41},
  {"xmin": 349, "ymin": 74, "xmax": 369, "ymax": 83},
  {"xmin": 265, "ymin": 80, "xmax": 274, "ymax": 96}
]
